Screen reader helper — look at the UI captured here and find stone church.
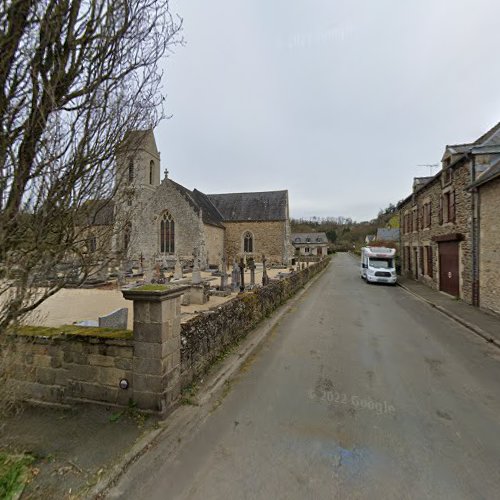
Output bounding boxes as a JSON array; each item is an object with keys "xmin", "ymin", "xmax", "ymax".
[{"xmin": 111, "ymin": 129, "xmax": 293, "ymax": 271}]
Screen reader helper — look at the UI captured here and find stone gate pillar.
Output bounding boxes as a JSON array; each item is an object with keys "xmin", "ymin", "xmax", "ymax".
[{"xmin": 122, "ymin": 284, "xmax": 188, "ymax": 414}]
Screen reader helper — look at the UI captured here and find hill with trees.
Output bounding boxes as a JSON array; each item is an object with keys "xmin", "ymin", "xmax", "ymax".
[{"xmin": 291, "ymin": 204, "xmax": 399, "ymax": 251}]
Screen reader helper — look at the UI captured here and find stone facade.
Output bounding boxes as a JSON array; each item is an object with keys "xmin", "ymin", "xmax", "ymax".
[
  {"xmin": 116, "ymin": 130, "xmax": 161, "ymax": 189},
  {"xmin": 128, "ymin": 178, "xmax": 207, "ymax": 269},
  {"xmin": 292, "ymin": 233, "xmax": 329, "ymax": 257},
  {"xmin": 478, "ymin": 176, "xmax": 500, "ymax": 314},
  {"xmin": 398, "ymin": 122, "xmax": 500, "ymax": 307},
  {"xmin": 224, "ymin": 221, "xmax": 291, "ymax": 265},
  {"xmin": 204, "ymin": 224, "xmax": 225, "ymax": 268},
  {"xmin": 399, "ymin": 160, "xmax": 474, "ymax": 303}
]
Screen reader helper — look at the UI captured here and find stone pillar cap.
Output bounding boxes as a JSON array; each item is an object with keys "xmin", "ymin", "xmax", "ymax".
[{"xmin": 122, "ymin": 284, "xmax": 189, "ymax": 302}]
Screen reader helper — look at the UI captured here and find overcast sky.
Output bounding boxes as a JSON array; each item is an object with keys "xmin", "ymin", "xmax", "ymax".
[{"xmin": 156, "ymin": 0, "xmax": 500, "ymax": 221}]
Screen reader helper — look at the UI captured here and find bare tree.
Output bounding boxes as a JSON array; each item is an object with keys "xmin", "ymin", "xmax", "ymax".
[{"xmin": 0, "ymin": 0, "xmax": 182, "ymax": 330}]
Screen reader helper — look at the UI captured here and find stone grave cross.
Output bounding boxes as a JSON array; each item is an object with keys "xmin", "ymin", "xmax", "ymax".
[
  {"xmin": 238, "ymin": 257, "xmax": 246, "ymax": 292},
  {"xmin": 248, "ymin": 257, "xmax": 256, "ymax": 287},
  {"xmin": 262, "ymin": 254, "xmax": 269, "ymax": 286}
]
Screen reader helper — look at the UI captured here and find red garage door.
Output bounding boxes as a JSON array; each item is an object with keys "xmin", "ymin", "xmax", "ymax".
[{"xmin": 439, "ymin": 241, "xmax": 459, "ymax": 297}]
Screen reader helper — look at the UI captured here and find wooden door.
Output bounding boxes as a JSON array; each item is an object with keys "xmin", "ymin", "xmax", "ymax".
[{"xmin": 439, "ymin": 242, "xmax": 459, "ymax": 296}]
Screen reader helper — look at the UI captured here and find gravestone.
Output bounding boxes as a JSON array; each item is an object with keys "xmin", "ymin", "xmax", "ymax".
[
  {"xmin": 98, "ymin": 308, "xmax": 128, "ymax": 329},
  {"xmin": 95, "ymin": 262, "xmax": 109, "ymax": 281},
  {"xmin": 191, "ymin": 256, "xmax": 202, "ymax": 285},
  {"xmin": 153, "ymin": 262, "xmax": 162, "ymax": 282},
  {"xmin": 220, "ymin": 256, "xmax": 228, "ymax": 291},
  {"xmin": 248, "ymin": 257, "xmax": 256, "ymax": 287},
  {"xmin": 239, "ymin": 258, "xmax": 246, "ymax": 292},
  {"xmin": 74, "ymin": 319, "xmax": 98, "ymax": 327},
  {"xmin": 174, "ymin": 255, "xmax": 183, "ymax": 280},
  {"xmin": 231, "ymin": 260, "xmax": 240, "ymax": 292},
  {"xmin": 262, "ymin": 254, "xmax": 269, "ymax": 286}
]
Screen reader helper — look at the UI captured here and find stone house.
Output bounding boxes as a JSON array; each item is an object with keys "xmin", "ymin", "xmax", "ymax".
[
  {"xmin": 291, "ymin": 233, "xmax": 328, "ymax": 257},
  {"xmin": 468, "ymin": 160, "xmax": 500, "ymax": 314},
  {"xmin": 98, "ymin": 129, "xmax": 292, "ymax": 271},
  {"xmin": 398, "ymin": 122, "xmax": 500, "ymax": 308}
]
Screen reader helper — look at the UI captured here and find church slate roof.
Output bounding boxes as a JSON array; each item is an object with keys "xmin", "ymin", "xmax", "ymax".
[
  {"xmin": 207, "ymin": 190, "xmax": 288, "ymax": 222},
  {"xmin": 167, "ymin": 180, "xmax": 225, "ymax": 228},
  {"xmin": 191, "ymin": 189, "xmax": 225, "ymax": 228}
]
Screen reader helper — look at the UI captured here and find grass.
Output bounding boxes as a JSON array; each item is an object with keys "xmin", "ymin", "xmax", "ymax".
[
  {"xmin": 108, "ymin": 399, "xmax": 147, "ymax": 427},
  {"xmin": 0, "ymin": 453, "xmax": 34, "ymax": 500},
  {"xmin": 16, "ymin": 324, "xmax": 133, "ymax": 340},
  {"xmin": 180, "ymin": 381, "xmax": 201, "ymax": 406}
]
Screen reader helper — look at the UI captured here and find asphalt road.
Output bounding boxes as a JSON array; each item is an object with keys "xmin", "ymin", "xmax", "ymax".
[{"xmin": 109, "ymin": 253, "xmax": 500, "ymax": 500}]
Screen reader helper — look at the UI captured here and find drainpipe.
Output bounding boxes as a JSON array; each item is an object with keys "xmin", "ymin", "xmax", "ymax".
[{"xmin": 471, "ymin": 156, "xmax": 480, "ymax": 307}]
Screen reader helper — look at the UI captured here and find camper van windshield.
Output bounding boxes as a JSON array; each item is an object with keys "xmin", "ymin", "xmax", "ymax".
[{"xmin": 369, "ymin": 257, "xmax": 393, "ymax": 269}]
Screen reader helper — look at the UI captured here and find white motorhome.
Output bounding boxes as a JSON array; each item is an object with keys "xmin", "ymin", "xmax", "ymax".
[{"xmin": 360, "ymin": 247, "xmax": 397, "ymax": 285}]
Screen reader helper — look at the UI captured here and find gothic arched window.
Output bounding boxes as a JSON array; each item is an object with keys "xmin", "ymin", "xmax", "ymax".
[
  {"xmin": 123, "ymin": 223, "xmax": 131, "ymax": 252},
  {"xmin": 160, "ymin": 212, "xmax": 175, "ymax": 254},
  {"xmin": 149, "ymin": 160, "xmax": 154, "ymax": 184},
  {"xmin": 87, "ymin": 236, "xmax": 97, "ymax": 253},
  {"xmin": 243, "ymin": 231, "xmax": 253, "ymax": 253},
  {"xmin": 128, "ymin": 158, "xmax": 134, "ymax": 183}
]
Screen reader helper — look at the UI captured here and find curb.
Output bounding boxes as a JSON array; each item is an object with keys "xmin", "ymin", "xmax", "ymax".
[
  {"xmin": 397, "ymin": 282, "xmax": 500, "ymax": 349},
  {"xmin": 90, "ymin": 261, "xmax": 331, "ymax": 498}
]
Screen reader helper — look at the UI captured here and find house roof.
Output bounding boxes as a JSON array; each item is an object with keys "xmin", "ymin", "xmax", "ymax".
[
  {"xmin": 401, "ymin": 123, "xmax": 500, "ymax": 208},
  {"xmin": 291, "ymin": 233, "xmax": 328, "ymax": 244},
  {"xmin": 445, "ymin": 122, "xmax": 500, "ymax": 157},
  {"xmin": 472, "ymin": 121, "xmax": 500, "ymax": 146},
  {"xmin": 376, "ymin": 228, "xmax": 400, "ymax": 241},
  {"xmin": 413, "ymin": 177, "xmax": 434, "ymax": 191},
  {"xmin": 468, "ymin": 158, "xmax": 500, "ymax": 189},
  {"xmin": 207, "ymin": 190, "xmax": 288, "ymax": 222}
]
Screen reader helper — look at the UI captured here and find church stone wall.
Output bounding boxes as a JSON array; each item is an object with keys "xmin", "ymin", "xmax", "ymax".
[
  {"xmin": 129, "ymin": 179, "xmax": 206, "ymax": 268},
  {"xmin": 204, "ymin": 224, "xmax": 225, "ymax": 268},
  {"xmin": 224, "ymin": 221, "xmax": 288, "ymax": 264},
  {"xmin": 115, "ymin": 152, "xmax": 161, "ymax": 195}
]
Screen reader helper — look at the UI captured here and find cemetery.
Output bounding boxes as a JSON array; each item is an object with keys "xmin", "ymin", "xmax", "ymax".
[{"xmin": 4, "ymin": 256, "xmax": 330, "ymax": 414}]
